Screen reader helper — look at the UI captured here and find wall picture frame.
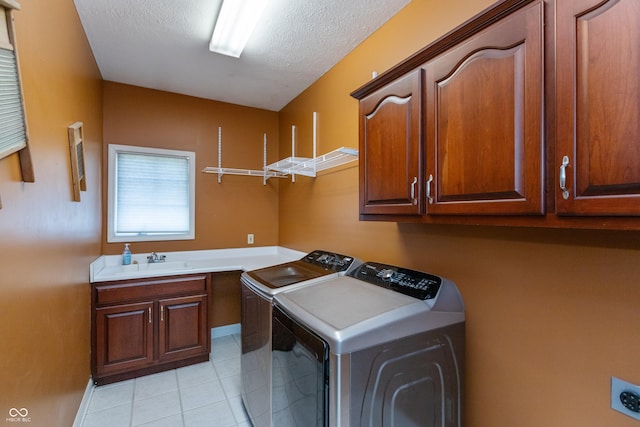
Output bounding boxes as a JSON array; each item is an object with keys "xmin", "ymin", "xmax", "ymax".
[{"xmin": 68, "ymin": 121, "xmax": 86, "ymax": 202}]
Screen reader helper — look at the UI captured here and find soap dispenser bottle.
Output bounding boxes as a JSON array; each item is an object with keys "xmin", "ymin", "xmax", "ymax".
[{"xmin": 122, "ymin": 243, "xmax": 132, "ymax": 265}]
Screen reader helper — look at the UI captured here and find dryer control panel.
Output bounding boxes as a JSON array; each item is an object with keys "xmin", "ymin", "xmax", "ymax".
[
  {"xmin": 303, "ymin": 250, "xmax": 356, "ymax": 273},
  {"xmin": 349, "ymin": 262, "xmax": 442, "ymax": 300}
]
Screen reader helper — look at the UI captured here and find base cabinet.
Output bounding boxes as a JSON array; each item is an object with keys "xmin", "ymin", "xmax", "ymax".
[
  {"xmin": 95, "ymin": 302, "xmax": 154, "ymax": 376},
  {"xmin": 159, "ymin": 295, "xmax": 208, "ymax": 362},
  {"xmin": 92, "ymin": 274, "xmax": 210, "ymax": 385}
]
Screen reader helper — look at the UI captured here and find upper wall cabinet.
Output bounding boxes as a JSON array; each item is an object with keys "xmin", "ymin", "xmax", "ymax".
[
  {"xmin": 556, "ymin": 0, "xmax": 640, "ymax": 216},
  {"xmin": 352, "ymin": 0, "xmax": 640, "ymax": 229},
  {"xmin": 424, "ymin": 1, "xmax": 543, "ymax": 215},
  {"xmin": 359, "ymin": 69, "xmax": 422, "ymax": 215}
]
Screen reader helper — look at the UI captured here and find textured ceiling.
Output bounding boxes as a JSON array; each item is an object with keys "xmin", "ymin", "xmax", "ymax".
[{"xmin": 73, "ymin": 0, "xmax": 411, "ymax": 111}]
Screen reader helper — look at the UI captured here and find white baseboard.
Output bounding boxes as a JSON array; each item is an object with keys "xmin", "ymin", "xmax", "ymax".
[
  {"xmin": 73, "ymin": 378, "xmax": 94, "ymax": 427},
  {"xmin": 211, "ymin": 323, "xmax": 241, "ymax": 339}
]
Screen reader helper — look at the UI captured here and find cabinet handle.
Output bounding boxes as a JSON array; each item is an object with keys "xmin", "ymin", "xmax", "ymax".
[
  {"xmin": 148, "ymin": 307, "xmax": 152, "ymax": 323},
  {"xmin": 410, "ymin": 177, "xmax": 418, "ymax": 205},
  {"xmin": 426, "ymin": 174, "xmax": 434, "ymax": 204},
  {"xmin": 160, "ymin": 305, "xmax": 164, "ymax": 322},
  {"xmin": 559, "ymin": 155, "xmax": 570, "ymax": 200}
]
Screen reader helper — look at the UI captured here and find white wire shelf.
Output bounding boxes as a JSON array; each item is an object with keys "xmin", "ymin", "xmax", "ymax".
[
  {"xmin": 202, "ymin": 167, "xmax": 288, "ymax": 179},
  {"xmin": 266, "ymin": 147, "xmax": 358, "ymax": 177},
  {"xmin": 202, "ymin": 113, "xmax": 359, "ymax": 184},
  {"xmin": 202, "ymin": 128, "xmax": 287, "ymax": 184}
]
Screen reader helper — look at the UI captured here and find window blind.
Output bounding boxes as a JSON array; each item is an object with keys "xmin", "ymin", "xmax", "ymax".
[
  {"xmin": 0, "ymin": 45, "xmax": 26, "ymax": 159},
  {"xmin": 115, "ymin": 152, "xmax": 190, "ymax": 236}
]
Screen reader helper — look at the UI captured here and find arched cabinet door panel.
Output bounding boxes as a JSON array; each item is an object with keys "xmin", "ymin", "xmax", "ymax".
[
  {"xmin": 424, "ymin": 0, "xmax": 544, "ymax": 215},
  {"xmin": 359, "ymin": 69, "xmax": 423, "ymax": 216}
]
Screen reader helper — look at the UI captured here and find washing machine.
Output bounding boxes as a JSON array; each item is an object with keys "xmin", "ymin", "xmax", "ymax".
[
  {"xmin": 271, "ymin": 261, "xmax": 465, "ymax": 427},
  {"xmin": 241, "ymin": 250, "xmax": 360, "ymax": 427}
]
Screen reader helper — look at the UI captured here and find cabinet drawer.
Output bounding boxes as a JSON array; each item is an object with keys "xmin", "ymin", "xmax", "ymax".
[{"xmin": 95, "ymin": 274, "xmax": 208, "ymax": 306}]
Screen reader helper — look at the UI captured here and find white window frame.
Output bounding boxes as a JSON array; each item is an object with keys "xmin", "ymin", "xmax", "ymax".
[{"xmin": 107, "ymin": 144, "xmax": 196, "ymax": 243}]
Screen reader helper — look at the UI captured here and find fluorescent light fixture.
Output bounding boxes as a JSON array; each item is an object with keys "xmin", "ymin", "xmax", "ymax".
[{"xmin": 209, "ymin": 0, "xmax": 267, "ymax": 58}]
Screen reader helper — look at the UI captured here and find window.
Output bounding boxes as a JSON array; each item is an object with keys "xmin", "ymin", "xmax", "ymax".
[{"xmin": 107, "ymin": 144, "xmax": 196, "ymax": 243}]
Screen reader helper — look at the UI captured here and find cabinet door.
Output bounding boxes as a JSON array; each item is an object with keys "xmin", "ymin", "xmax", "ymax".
[
  {"xmin": 424, "ymin": 1, "xmax": 544, "ymax": 215},
  {"xmin": 359, "ymin": 69, "xmax": 422, "ymax": 215},
  {"xmin": 158, "ymin": 295, "xmax": 209, "ymax": 362},
  {"xmin": 95, "ymin": 301, "xmax": 154, "ymax": 375},
  {"xmin": 556, "ymin": 0, "xmax": 640, "ymax": 215}
]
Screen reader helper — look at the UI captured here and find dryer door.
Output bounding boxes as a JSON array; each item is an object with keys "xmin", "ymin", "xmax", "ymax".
[{"xmin": 272, "ymin": 305, "xmax": 329, "ymax": 427}]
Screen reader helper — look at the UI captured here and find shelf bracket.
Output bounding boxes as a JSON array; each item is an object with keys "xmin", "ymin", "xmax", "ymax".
[
  {"xmin": 217, "ymin": 127, "xmax": 223, "ymax": 184},
  {"xmin": 291, "ymin": 125, "xmax": 296, "ymax": 183},
  {"xmin": 265, "ymin": 112, "xmax": 359, "ymax": 178},
  {"xmin": 202, "ymin": 127, "xmax": 288, "ymax": 183}
]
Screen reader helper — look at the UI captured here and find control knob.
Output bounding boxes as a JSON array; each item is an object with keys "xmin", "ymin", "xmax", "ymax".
[{"xmin": 379, "ymin": 269, "xmax": 394, "ymax": 280}]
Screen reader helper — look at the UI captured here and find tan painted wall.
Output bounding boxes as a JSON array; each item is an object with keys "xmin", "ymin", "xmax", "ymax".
[
  {"xmin": 279, "ymin": 1, "xmax": 640, "ymax": 426},
  {"xmin": 0, "ymin": 1, "xmax": 103, "ymax": 426},
  {"xmin": 102, "ymin": 82, "xmax": 280, "ymax": 255},
  {"xmin": 3, "ymin": 1, "xmax": 640, "ymax": 426}
]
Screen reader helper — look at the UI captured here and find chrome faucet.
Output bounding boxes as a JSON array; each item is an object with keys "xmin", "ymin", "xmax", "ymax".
[{"xmin": 147, "ymin": 252, "xmax": 166, "ymax": 263}]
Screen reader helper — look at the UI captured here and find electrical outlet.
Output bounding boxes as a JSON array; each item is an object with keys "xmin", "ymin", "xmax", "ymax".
[
  {"xmin": 247, "ymin": 234, "xmax": 254, "ymax": 245},
  {"xmin": 612, "ymin": 377, "xmax": 640, "ymax": 420}
]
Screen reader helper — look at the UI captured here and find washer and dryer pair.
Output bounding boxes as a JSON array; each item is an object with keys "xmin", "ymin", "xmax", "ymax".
[
  {"xmin": 241, "ymin": 251, "xmax": 465, "ymax": 427},
  {"xmin": 240, "ymin": 250, "xmax": 359, "ymax": 427}
]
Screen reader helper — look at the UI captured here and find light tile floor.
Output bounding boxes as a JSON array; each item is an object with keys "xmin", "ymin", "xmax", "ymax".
[{"xmin": 80, "ymin": 334, "xmax": 251, "ymax": 427}]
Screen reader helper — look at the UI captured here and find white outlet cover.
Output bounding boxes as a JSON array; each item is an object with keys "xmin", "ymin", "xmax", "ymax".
[{"xmin": 612, "ymin": 376, "xmax": 640, "ymax": 421}]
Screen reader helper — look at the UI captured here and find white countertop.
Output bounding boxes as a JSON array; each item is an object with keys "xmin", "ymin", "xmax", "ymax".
[{"xmin": 90, "ymin": 246, "xmax": 306, "ymax": 283}]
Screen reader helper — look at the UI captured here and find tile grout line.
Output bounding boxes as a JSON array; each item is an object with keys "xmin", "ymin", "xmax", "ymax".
[
  {"xmin": 134, "ymin": 370, "xmax": 182, "ymax": 427},
  {"xmin": 175, "ymin": 369, "xmax": 186, "ymax": 427},
  {"xmin": 129, "ymin": 377, "xmax": 135, "ymax": 427},
  {"xmin": 80, "ymin": 335, "xmax": 242, "ymax": 427},
  {"xmin": 224, "ymin": 336, "xmax": 249, "ymax": 426}
]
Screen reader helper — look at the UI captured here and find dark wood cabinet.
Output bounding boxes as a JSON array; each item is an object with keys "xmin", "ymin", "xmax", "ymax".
[
  {"xmin": 352, "ymin": 0, "xmax": 640, "ymax": 229},
  {"xmin": 359, "ymin": 69, "xmax": 422, "ymax": 216},
  {"xmin": 92, "ymin": 274, "xmax": 210, "ymax": 385},
  {"xmin": 95, "ymin": 301, "xmax": 154, "ymax": 376},
  {"xmin": 158, "ymin": 295, "xmax": 208, "ymax": 362},
  {"xmin": 424, "ymin": 1, "xmax": 544, "ymax": 215},
  {"xmin": 556, "ymin": 0, "xmax": 640, "ymax": 215}
]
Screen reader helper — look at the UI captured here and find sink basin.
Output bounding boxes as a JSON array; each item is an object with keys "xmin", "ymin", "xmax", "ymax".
[
  {"xmin": 184, "ymin": 259, "xmax": 220, "ymax": 269},
  {"xmin": 96, "ymin": 260, "xmax": 193, "ymax": 280},
  {"xmin": 94, "ymin": 256, "xmax": 245, "ymax": 282},
  {"xmin": 137, "ymin": 261, "xmax": 190, "ymax": 272}
]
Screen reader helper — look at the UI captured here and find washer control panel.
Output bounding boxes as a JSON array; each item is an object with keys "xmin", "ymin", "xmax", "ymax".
[
  {"xmin": 303, "ymin": 250, "xmax": 356, "ymax": 273},
  {"xmin": 349, "ymin": 262, "xmax": 442, "ymax": 300}
]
